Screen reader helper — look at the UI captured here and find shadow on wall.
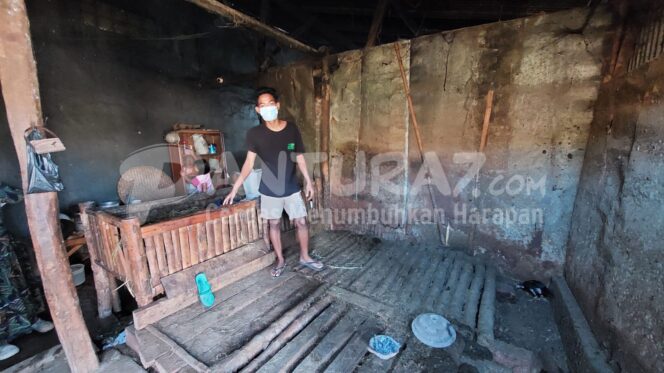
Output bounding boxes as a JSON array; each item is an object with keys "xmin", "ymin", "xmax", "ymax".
[{"xmin": 565, "ymin": 56, "xmax": 664, "ymax": 373}]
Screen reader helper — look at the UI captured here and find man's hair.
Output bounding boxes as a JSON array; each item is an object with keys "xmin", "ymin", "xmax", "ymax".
[{"xmin": 255, "ymin": 87, "xmax": 279, "ymax": 104}]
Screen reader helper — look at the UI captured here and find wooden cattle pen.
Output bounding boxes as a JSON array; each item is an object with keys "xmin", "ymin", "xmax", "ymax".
[{"xmin": 80, "ymin": 195, "xmax": 266, "ymax": 308}]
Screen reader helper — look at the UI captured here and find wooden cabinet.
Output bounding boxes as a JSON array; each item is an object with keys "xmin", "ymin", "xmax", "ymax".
[{"xmin": 168, "ymin": 129, "xmax": 229, "ymax": 194}]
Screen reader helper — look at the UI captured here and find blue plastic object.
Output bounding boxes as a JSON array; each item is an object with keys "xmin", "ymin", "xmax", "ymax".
[
  {"xmin": 368, "ymin": 335, "xmax": 401, "ymax": 360},
  {"xmin": 195, "ymin": 272, "xmax": 215, "ymax": 308}
]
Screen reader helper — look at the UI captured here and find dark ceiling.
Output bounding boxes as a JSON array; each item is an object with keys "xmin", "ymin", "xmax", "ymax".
[{"xmin": 223, "ymin": 0, "xmax": 596, "ymax": 52}]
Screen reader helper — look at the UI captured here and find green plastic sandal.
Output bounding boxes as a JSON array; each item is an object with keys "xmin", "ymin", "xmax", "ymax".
[{"xmin": 195, "ymin": 272, "xmax": 215, "ymax": 308}]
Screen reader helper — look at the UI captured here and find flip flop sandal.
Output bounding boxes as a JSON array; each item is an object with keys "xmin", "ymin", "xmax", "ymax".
[
  {"xmin": 271, "ymin": 265, "xmax": 286, "ymax": 277},
  {"xmin": 195, "ymin": 272, "xmax": 215, "ymax": 308},
  {"xmin": 299, "ymin": 260, "xmax": 324, "ymax": 271}
]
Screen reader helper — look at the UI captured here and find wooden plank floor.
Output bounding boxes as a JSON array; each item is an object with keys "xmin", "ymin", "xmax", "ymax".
[
  {"xmin": 288, "ymin": 231, "xmax": 493, "ymax": 330},
  {"xmin": 128, "ymin": 230, "xmax": 498, "ymax": 373}
]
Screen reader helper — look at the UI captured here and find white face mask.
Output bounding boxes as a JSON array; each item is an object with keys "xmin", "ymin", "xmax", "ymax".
[{"xmin": 259, "ymin": 105, "xmax": 278, "ymax": 121}]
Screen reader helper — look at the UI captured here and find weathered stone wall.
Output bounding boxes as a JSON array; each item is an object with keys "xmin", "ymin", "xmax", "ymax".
[
  {"xmin": 565, "ymin": 54, "xmax": 664, "ymax": 373},
  {"xmin": 325, "ymin": 7, "xmax": 612, "ymax": 278}
]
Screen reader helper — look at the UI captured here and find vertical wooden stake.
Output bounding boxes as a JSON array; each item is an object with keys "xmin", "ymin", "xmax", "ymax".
[
  {"xmin": 320, "ymin": 56, "xmax": 331, "ymax": 217},
  {"xmin": 479, "ymin": 90, "xmax": 495, "ymax": 153},
  {"xmin": 0, "ymin": 1, "xmax": 99, "ymax": 371},
  {"xmin": 121, "ymin": 218, "xmax": 153, "ymax": 307},
  {"xmin": 79, "ymin": 202, "xmax": 113, "ymax": 318}
]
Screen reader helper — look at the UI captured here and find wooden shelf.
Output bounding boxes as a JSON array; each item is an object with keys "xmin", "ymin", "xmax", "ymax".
[{"xmin": 168, "ymin": 128, "xmax": 227, "ymax": 195}]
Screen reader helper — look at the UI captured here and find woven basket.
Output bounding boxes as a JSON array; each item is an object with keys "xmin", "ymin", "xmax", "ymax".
[{"xmin": 117, "ymin": 166, "xmax": 176, "ymax": 204}]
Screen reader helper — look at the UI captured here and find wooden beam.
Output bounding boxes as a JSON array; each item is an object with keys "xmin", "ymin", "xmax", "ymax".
[
  {"xmin": 0, "ymin": 1, "xmax": 99, "ymax": 372},
  {"xmin": 185, "ymin": 0, "xmax": 319, "ymax": 54},
  {"xmin": 366, "ymin": 0, "xmax": 390, "ymax": 48}
]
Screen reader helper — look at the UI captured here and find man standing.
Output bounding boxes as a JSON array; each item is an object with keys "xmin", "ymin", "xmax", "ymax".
[{"xmin": 223, "ymin": 87, "xmax": 323, "ymax": 277}]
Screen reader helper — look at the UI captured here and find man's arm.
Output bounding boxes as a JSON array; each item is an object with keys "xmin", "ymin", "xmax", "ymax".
[
  {"xmin": 222, "ymin": 151, "xmax": 257, "ymax": 205},
  {"xmin": 296, "ymin": 154, "xmax": 314, "ymax": 201}
]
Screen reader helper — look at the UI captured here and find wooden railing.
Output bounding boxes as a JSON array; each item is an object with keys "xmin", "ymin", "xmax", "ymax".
[{"xmin": 82, "ymin": 200, "xmax": 261, "ymax": 308}]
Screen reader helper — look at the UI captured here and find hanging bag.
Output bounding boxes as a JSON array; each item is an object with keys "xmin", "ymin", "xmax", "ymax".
[{"xmin": 24, "ymin": 127, "xmax": 64, "ymax": 193}]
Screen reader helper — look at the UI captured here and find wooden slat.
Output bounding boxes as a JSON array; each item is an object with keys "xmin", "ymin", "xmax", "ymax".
[
  {"xmin": 255, "ymin": 304, "xmax": 346, "ymax": 373},
  {"xmin": 205, "ymin": 221, "xmax": 215, "ymax": 260},
  {"xmin": 222, "ymin": 216, "xmax": 231, "ymax": 252},
  {"xmin": 97, "ymin": 220, "xmax": 114, "ymax": 272},
  {"xmin": 248, "ymin": 207, "xmax": 259, "ymax": 241},
  {"xmin": 213, "ymin": 219, "xmax": 223, "ymax": 256},
  {"xmin": 187, "ymin": 225, "xmax": 200, "ymax": 265},
  {"xmin": 139, "ymin": 200, "xmax": 256, "ymax": 236},
  {"xmin": 161, "ymin": 239, "xmax": 275, "ymax": 299},
  {"xmin": 107, "ymin": 224, "xmax": 126, "ymax": 276},
  {"xmin": 169, "ymin": 230, "xmax": 184, "ymax": 271},
  {"xmin": 145, "ymin": 325, "xmax": 209, "ymax": 373},
  {"xmin": 179, "ymin": 227, "xmax": 191, "ymax": 269},
  {"xmin": 235, "ymin": 213, "xmax": 243, "ymax": 246},
  {"xmin": 161, "ymin": 232, "xmax": 178, "ymax": 273},
  {"xmin": 110, "ymin": 225, "xmax": 124, "ymax": 273},
  {"xmin": 230, "ymin": 213, "xmax": 237, "ymax": 250},
  {"xmin": 98, "ymin": 221, "xmax": 113, "ymax": 272},
  {"xmin": 293, "ymin": 312, "xmax": 366, "ymax": 373},
  {"xmin": 153, "ymin": 234, "xmax": 169, "ymax": 278},
  {"xmin": 196, "ymin": 223, "xmax": 207, "ymax": 261},
  {"xmin": 95, "ymin": 210, "xmax": 124, "ymax": 226},
  {"xmin": 257, "ymin": 207, "xmax": 264, "ymax": 238},
  {"xmin": 133, "ymin": 248, "xmax": 276, "ymax": 329},
  {"xmin": 324, "ymin": 318, "xmax": 382, "ymax": 373},
  {"xmin": 240, "ymin": 210, "xmax": 249, "ymax": 245},
  {"xmin": 143, "ymin": 236, "xmax": 161, "ymax": 288}
]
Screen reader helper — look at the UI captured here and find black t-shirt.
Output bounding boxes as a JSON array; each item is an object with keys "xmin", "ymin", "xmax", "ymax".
[{"xmin": 246, "ymin": 122, "xmax": 305, "ymax": 197}]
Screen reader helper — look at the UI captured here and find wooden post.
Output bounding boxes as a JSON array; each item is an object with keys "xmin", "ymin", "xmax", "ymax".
[
  {"xmin": 79, "ymin": 202, "xmax": 114, "ymax": 318},
  {"xmin": 121, "ymin": 218, "xmax": 154, "ymax": 307},
  {"xmin": 366, "ymin": 0, "xmax": 389, "ymax": 48},
  {"xmin": 0, "ymin": 1, "xmax": 99, "ymax": 371}
]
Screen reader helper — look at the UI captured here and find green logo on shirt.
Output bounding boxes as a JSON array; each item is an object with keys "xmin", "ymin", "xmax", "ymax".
[{"xmin": 287, "ymin": 143, "xmax": 295, "ymax": 150}]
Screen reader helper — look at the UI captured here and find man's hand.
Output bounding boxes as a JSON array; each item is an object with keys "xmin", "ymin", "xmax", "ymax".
[
  {"xmin": 304, "ymin": 182, "xmax": 314, "ymax": 201},
  {"xmin": 223, "ymin": 189, "xmax": 237, "ymax": 205}
]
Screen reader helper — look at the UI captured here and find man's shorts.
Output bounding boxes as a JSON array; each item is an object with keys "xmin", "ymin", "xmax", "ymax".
[{"xmin": 260, "ymin": 191, "xmax": 307, "ymax": 220}]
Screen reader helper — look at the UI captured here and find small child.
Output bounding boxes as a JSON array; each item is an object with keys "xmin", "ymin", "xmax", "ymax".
[
  {"xmin": 180, "ymin": 155, "xmax": 198, "ymax": 195},
  {"xmin": 191, "ymin": 159, "xmax": 215, "ymax": 196}
]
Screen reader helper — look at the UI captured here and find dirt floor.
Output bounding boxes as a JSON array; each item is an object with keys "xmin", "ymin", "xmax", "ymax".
[{"xmin": 495, "ymin": 279, "xmax": 569, "ymax": 372}]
